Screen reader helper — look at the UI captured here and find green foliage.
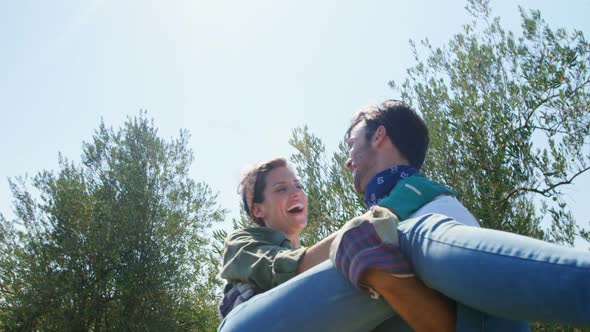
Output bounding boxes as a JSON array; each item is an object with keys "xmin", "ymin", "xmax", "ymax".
[
  {"xmin": 390, "ymin": 0, "xmax": 590, "ymax": 246},
  {"xmin": 0, "ymin": 113, "xmax": 225, "ymax": 331},
  {"xmin": 529, "ymin": 321, "xmax": 589, "ymax": 332}
]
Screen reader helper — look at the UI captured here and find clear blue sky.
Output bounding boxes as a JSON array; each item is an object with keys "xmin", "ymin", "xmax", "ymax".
[{"xmin": 1, "ymin": 0, "xmax": 589, "ymax": 243}]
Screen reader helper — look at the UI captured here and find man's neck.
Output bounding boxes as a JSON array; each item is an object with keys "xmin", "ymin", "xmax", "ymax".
[{"xmin": 363, "ymin": 165, "xmax": 420, "ymax": 207}]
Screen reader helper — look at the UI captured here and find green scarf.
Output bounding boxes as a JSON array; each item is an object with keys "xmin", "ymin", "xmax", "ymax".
[{"xmin": 377, "ymin": 175, "xmax": 456, "ymax": 220}]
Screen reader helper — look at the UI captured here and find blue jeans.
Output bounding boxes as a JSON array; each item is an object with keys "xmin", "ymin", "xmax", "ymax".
[
  {"xmin": 218, "ymin": 214, "xmax": 590, "ymax": 331},
  {"xmin": 400, "ymin": 214, "xmax": 590, "ymax": 323}
]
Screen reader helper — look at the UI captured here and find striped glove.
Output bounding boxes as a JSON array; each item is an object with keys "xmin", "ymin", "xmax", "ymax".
[{"xmin": 329, "ymin": 205, "xmax": 414, "ymax": 295}]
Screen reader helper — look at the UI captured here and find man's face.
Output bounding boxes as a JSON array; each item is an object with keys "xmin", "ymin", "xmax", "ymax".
[{"xmin": 344, "ymin": 122, "xmax": 378, "ymax": 194}]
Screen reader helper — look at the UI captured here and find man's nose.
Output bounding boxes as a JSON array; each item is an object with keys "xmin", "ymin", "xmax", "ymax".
[{"xmin": 344, "ymin": 158, "xmax": 352, "ymax": 169}]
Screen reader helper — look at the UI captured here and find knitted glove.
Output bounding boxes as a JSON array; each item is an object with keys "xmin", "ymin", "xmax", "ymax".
[{"xmin": 329, "ymin": 206, "xmax": 414, "ymax": 293}]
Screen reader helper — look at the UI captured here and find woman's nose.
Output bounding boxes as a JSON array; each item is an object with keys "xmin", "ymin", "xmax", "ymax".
[{"xmin": 290, "ymin": 186, "xmax": 304, "ymax": 197}]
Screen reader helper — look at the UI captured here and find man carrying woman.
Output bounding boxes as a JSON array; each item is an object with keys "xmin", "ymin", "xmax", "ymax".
[{"xmin": 217, "ymin": 100, "xmax": 589, "ymax": 331}]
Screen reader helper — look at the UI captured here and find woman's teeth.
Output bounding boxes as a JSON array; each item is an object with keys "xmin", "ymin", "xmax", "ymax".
[{"xmin": 287, "ymin": 203, "xmax": 304, "ymax": 213}]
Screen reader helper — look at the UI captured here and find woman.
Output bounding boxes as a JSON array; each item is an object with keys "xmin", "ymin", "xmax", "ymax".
[
  {"xmin": 218, "ymin": 157, "xmax": 337, "ymax": 317},
  {"xmin": 217, "ymin": 158, "xmax": 518, "ymax": 332}
]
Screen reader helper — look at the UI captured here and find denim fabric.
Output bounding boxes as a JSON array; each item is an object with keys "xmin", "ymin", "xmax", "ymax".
[
  {"xmin": 218, "ymin": 260, "xmax": 393, "ymax": 332},
  {"xmin": 219, "ymin": 212, "xmax": 590, "ymax": 331},
  {"xmin": 218, "ymin": 259, "xmax": 530, "ymax": 332},
  {"xmin": 397, "ymin": 214, "xmax": 590, "ymax": 325}
]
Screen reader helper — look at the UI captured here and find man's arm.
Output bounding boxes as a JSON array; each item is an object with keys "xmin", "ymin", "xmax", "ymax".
[
  {"xmin": 327, "ymin": 205, "xmax": 456, "ymax": 332},
  {"xmin": 362, "ymin": 268, "xmax": 456, "ymax": 332},
  {"xmin": 297, "ymin": 229, "xmax": 456, "ymax": 332}
]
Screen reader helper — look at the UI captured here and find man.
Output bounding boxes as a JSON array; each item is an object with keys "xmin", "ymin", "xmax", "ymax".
[
  {"xmin": 329, "ymin": 100, "xmax": 588, "ymax": 330},
  {"xmin": 332, "ymin": 99, "xmax": 528, "ymax": 331}
]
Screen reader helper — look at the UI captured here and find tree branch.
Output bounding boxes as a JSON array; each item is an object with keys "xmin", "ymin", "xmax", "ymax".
[
  {"xmin": 0, "ymin": 281, "xmax": 15, "ymax": 295},
  {"xmin": 530, "ymin": 125, "xmax": 570, "ymax": 135},
  {"xmin": 501, "ymin": 165, "xmax": 590, "ymax": 204},
  {"xmin": 522, "ymin": 74, "xmax": 590, "ymax": 131}
]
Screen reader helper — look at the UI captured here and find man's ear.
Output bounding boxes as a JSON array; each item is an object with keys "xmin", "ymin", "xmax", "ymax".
[
  {"xmin": 371, "ymin": 125, "xmax": 388, "ymax": 147},
  {"xmin": 252, "ymin": 203, "xmax": 265, "ymax": 220}
]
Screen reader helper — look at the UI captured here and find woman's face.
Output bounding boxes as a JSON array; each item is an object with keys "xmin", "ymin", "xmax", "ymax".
[{"xmin": 252, "ymin": 166, "xmax": 308, "ymax": 236}]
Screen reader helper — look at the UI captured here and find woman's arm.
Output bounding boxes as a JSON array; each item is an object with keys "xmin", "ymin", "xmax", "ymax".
[
  {"xmin": 296, "ymin": 231, "xmax": 338, "ymax": 274},
  {"xmin": 220, "ymin": 227, "xmax": 307, "ymax": 290}
]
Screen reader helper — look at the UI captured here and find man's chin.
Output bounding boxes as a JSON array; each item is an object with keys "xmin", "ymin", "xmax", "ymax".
[
  {"xmin": 353, "ymin": 182, "xmax": 364, "ymax": 194},
  {"xmin": 351, "ymin": 175, "xmax": 364, "ymax": 193}
]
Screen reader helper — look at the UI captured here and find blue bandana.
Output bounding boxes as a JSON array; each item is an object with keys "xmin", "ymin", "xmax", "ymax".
[{"xmin": 364, "ymin": 165, "xmax": 419, "ymax": 207}]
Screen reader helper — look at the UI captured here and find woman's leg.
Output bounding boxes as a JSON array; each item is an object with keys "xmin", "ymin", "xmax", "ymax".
[
  {"xmin": 397, "ymin": 213, "xmax": 590, "ymax": 325},
  {"xmin": 217, "ymin": 260, "xmax": 395, "ymax": 332},
  {"xmin": 218, "ymin": 260, "xmax": 528, "ymax": 332}
]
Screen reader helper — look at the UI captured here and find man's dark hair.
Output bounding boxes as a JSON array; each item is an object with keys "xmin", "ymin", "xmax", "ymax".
[{"xmin": 345, "ymin": 99, "xmax": 429, "ymax": 169}]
